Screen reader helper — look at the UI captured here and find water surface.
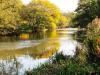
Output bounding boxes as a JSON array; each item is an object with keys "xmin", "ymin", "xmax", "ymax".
[{"xmin": 0, "ymin": 29, "xmax": 78, "ymax": 75}]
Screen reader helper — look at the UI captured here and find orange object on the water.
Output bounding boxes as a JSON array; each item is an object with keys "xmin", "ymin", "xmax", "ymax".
[{"xmin": 19, "ymin": 33, "xmax": 29, "ymax": 40}]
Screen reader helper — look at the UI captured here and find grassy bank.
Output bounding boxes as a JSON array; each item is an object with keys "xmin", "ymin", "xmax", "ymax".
[{"xmin": 26, "ymin": 53, "xmax": 100, "ymax": 75}]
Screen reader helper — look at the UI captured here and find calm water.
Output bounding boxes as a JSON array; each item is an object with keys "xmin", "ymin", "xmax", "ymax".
[{"xmin": 0, "ymin": 29, "xmax": 78, "ymax": 75}]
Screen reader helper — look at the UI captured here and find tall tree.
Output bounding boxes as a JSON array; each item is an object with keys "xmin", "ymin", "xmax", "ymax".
[{"xmin": 20, "ymin": 0, "xmax": 61, "ymax": 32}]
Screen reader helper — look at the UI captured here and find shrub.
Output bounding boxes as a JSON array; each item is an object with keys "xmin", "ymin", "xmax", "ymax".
[{"xmin": 84, "ymin": 17, "xmax": 100, "ymax": 62}]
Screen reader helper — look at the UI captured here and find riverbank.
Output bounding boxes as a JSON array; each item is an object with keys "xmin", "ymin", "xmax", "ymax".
[
  {"xmin": 26, "ymin": 53, "xmax": 100, "ymax": 75},
  {"xmin": 26, "ymin": 18, "xmax": 100, "ymax": 75}
]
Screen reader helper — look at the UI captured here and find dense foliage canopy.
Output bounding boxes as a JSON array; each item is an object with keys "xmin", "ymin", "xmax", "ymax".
[
  {"xmin": 19, "ymin": 0, "xmax": 61, "ymax": 32},
  {"xmin": 0, "ymin": 0, "xmax": 67, "ymax": 35},
  {"xmin": 0, "ymin": 0, "xmax": 22, "ymax": 35},
  {"xmin": 73, "ymin": 0, "xmax": 100, "ymax": 27}
]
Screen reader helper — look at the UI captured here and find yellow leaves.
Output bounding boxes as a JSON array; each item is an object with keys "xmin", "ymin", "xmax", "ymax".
[
  {"xmin": 20, "ymin": 0, "xmax": 61, "ymax": 30},
  {"xmin": 57, "ymin": 15, "xmax": 68, "ymax": 28},
  {"xmin": 20, "ymin": 20, "xmax": 28, "ymax": 24},
  {"xmin": 0, "ymin": 0, "xmax": 22, "ymax": 29},
  {"xmin": 51, "ymin": 22, "xmax": 57, "ymax": 29},
  {"xmin": 48, "ymin": 17, "xmax": 54, "ymax": 22},
  {"xmin": 0, "ymin": 0, "xmax": 61, "ymax": 32}
]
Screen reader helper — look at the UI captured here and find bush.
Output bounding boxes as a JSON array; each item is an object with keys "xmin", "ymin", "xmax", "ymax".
[
  {"xmin": 26, "ymin": 52, "xmax": 100, "ymax": 75},
  {"xmin": 84, "ymin": 17, "xmax": 100, "ymax": 62}
]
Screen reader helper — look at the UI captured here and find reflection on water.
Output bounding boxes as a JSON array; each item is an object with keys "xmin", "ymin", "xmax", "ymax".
[
  {"xmin": 0, "ymin": 40, "xmax": 41, "ymax": 50},
  {"xmin": 17, "ymin": 55, "xmax": 48, "ymax": 75},
  {"xmin": 59, "ymin": 35, "xmax": 77, "ymax": 56},
  {"xmin": 0, "ymin": 29, "xmax": 78, "ymax": 75}
]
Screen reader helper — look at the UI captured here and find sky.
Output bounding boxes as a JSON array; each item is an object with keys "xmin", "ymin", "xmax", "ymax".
[{"xmin": 21, "ymin": 0, "xmax": 79, "ymax": 12}]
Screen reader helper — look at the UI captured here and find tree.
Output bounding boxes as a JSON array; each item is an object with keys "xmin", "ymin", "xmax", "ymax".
[
  {"xmin": 73, "ymin": 0, "xmax": 99, "ymax": 28},
  {"xmin": 0, "ymin": 0, "xmax": 22, "ymax": 35},
  {"xmin": 84, "ymin": 17, "xmax": 100, "ymax": 62},
  {"xmin": 20, "ymin": 0, "xmax": 61, "ymax": 32},
  {"xmin": 57, "ymin": 15, "xmax": 68, "ymax": 28},
  {"xmin": 63, "ymin": 12, "xmax": 76, "ymax": 27}
]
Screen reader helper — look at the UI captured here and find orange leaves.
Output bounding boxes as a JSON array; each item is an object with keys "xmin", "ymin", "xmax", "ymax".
[{"xmin": 96, "ymin": 37, "xmax": 100, "ymax": 56}]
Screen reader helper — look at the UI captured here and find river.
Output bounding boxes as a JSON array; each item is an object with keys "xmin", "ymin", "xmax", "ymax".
[{"xmin": 0, "ymin": 28, "xmax": 78, "ymax": 75}]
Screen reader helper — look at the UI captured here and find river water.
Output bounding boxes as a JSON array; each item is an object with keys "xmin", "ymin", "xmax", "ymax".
[{"xmin": 0, "ymin": 29, "xmax": 78, "ymax": 75}]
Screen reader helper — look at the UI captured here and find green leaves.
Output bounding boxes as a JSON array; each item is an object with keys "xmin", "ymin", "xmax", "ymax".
[
  {"xmin": 74, "ymin": 0, "xmax": 99, "ymax": 28},
  {"xmin": 20, "ymin": 0, "xmax": 61, "ymax": 31}
]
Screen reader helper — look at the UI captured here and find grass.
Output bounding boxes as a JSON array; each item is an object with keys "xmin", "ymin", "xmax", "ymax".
[{"xmin": 26, "ymin": 53, "xmax": 100, "ymax": 75}]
